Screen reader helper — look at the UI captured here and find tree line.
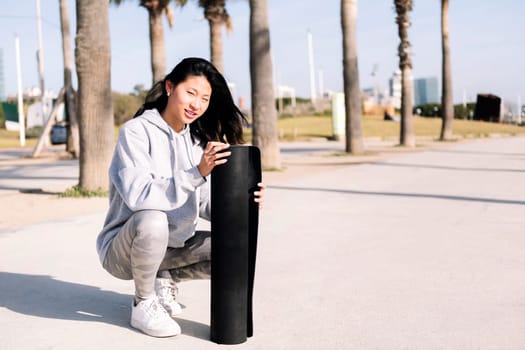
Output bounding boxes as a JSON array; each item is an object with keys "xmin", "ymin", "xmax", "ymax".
[{"xmin": 59, "ymin": 0, "xmax": 454, "ymax": 191}]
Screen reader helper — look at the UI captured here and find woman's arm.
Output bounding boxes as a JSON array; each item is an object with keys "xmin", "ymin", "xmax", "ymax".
[{"xmin": 112, "ymin": 123, "xmax": 205, "ymax": 211}]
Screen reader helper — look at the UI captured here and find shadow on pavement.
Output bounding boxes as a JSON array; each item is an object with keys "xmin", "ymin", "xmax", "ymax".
[
  {"xmin": 428, "ymin": 149, "xmax": 525, "ymax": 157},
  {"xmin": 370, "ymin": 161, "xmax": 525, "ymax": 173},
  {"xmin": 177, "ymin": 318, "xmax": 210, "ymax": 340},
  {"xmin": 0, "ymin": 186, "xmax": 61, "ymax": 194},
  {"xmin": 0, "ymin": 272, "xmax": 131, "ymax": 328},
  {"xmin": 270, "ymin": 185, "xmax": 525, "ymax": 206},
  {"xmin": 0, "ymin": 174, "xmax": 77, "ymax": 181},
  {"xmin": 0, "ymin": 272, "xmax": 210, "ymax": 339}
]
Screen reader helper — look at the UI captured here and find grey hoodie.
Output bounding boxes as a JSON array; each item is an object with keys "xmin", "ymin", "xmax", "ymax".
[{"xmin": 96, "ymin": 109, "xmax": 210, "ymax": 265}]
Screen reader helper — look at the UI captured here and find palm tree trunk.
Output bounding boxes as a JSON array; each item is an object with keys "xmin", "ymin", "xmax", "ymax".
[
  {"xmin": 148, "ymin": 8, "xmax": 166, "ymax": 85},
  {"xmin": 440, "ymin": 0, "xmax": 453, "ymax": 140},
  {"xmin": 395, "ymin": 0, "xmax": 415, "ymax": 147},
  {"xmin": 59, "ymin": 0, "xmax": 79, "ymax": 158},
  {"xmin": 341, "ymin": 0, "xmax": 364, "ymax": 154},
  {"xmin": 209, "ymin": 19, "xmax": 224, "ymax": 73},
  {"xmin": 75, "ymin": 0, "xmax": 114, "ymax": 191},
  {"xmin": 249, "ymin": 0, "xmax": 281, "ymax": 170},
  {"xmin": 400, "ymin": 66, "xmax": 415, "ymax": 146}
]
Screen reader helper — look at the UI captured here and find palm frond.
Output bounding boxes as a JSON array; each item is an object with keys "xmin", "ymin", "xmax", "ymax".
[
  {"xmin": 225, "ymin": 15, "xmax": 233, "ymax": 32},
  {"xmin": 165, "ymin": 5, "xmax": 175, "ymax": 27},
  {"xmin": 175, "ymin": 0, "xmax": 189, "ymax": 7}
]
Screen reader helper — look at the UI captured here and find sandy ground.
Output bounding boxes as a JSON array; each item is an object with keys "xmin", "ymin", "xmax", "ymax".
[{"xmin": 0, "ymin": 192, "xmax": 109, "ymax": 230}]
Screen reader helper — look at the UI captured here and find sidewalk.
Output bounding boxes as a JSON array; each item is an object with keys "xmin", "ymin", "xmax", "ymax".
[{"xmin": 1, "ymin": 136, "xmax": 525, "ymax": 349}]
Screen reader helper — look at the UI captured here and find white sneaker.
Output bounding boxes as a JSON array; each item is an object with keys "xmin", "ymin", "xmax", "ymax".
[
  {"xmin": 155, "ymin": 278, "xmax": 183, "ymax": 317},
  {"xmin": 130, "ymin": 296, "xmax": 181, "ymax": 337}
]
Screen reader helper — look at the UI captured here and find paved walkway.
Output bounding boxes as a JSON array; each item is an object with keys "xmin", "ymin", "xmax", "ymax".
[{"xmin": 1, "ymin": 136, "xmax": 525, "ymax": 349}]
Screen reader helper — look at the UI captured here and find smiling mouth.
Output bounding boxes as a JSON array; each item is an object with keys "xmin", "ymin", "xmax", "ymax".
[{"xmin": 184, "ymin": 109, "xmax": 197, "ymax": 119}]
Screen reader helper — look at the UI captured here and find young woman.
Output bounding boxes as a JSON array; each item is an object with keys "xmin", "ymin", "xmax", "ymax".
[{"xmin": 96, "ymin": 57, "xmax": 265, "ymax": 337}]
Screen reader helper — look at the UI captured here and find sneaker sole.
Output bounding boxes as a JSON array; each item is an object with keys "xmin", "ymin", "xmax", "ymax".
[
  {"xmin": 167, "ymin": 306, "xmax": 183, "ymax": 317},
  {"xmin": 130, "ymin": 320, "xmax": 181, "ymax": 338}
]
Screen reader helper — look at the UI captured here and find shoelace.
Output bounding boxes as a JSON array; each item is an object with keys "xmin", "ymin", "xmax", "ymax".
[
  {"xmin": 163, "ymin": 287, "xmax": 177, "ymax": 302},
  {"xmin": 159, "ymin": 283, "xmax": 178, "ymax": 302},
  {"xmin": 144, "ymin": 299, "xmax": 169, "ymax": 319}
]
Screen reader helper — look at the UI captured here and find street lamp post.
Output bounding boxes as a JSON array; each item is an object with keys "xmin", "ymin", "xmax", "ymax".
[
  {"xmin": 15, "ymin": 35, "xmax": 25, "ymax": 147},
  {"xmin": 36, "ymin": 0, "xmax": 46, "ymax": 125},
  {"xmin": 307, "ymin": 30, "xmax": 316, "ymax": 106}
]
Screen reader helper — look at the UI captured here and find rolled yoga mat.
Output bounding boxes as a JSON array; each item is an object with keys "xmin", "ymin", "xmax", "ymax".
[{"xmin": 210, "ymin": 145, "xmax": 261, "ymax": 344}]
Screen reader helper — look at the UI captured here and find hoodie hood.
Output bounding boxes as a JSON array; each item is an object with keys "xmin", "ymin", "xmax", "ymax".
[{"xmin": 139, "ymin": 108, "xmax": 191, "ymax": 137}]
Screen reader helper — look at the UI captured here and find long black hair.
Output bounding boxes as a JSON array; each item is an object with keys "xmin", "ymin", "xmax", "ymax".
[{"xmin": 134, "ymin": 57, "xmax": 247, "ymax": 147}]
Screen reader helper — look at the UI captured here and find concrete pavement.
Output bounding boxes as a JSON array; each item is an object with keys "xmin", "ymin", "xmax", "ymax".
[{"xmin": 1, "ymin": 136, "xmax": 525, "ymax": 349}]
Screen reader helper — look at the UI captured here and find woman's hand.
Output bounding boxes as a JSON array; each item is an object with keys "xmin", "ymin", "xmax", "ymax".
[
  {"xmin": 198, "ymin": 142, "xmax": 231, "ymax": 177},
  {"xmin": 254, "ymin": 182, "xmax": 266, "ymax": 209}
]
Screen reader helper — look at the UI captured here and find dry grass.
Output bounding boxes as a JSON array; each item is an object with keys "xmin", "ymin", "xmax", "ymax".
[
  {"xmin": 274, "ymin": 114, "xmax": 525, "ymax": 141},
  {"xmin": 0, "ymin": 129, "xmax": 38, "ymax": 149}
]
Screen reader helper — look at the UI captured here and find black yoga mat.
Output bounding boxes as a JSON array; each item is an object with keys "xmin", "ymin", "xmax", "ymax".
[{"xmin": 210, "ymin": 145, "xmax": 261, "ymax": 344}]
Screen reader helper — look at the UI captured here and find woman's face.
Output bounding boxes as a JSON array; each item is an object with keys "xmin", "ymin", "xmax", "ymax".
[{"xmin": 164, "ymin": 75, "xmax": 212, "ymax": 132}]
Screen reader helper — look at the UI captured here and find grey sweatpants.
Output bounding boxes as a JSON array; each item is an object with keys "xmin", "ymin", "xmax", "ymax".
[{"xmin": 102, "ymin": 210, "xmax": 211, "ymax": 299}]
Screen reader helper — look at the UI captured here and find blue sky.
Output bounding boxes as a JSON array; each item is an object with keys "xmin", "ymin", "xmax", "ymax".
[{"xmin": 0, "ymin": 0, "xmax": 523, "ymax": 108}]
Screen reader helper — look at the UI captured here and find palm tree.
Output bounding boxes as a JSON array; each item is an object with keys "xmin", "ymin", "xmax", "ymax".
[
  {"xmin": 439, "ymin": 0, "xmax": 453, "ymax": 140},
  {"xmin": 59, "ymin": 0, "xmax": 79, "ymax": 158},
  {"xmin": 111, "ymin": 0, "xmax": 174, "ymax": 85},
  {"xmin": 249, "ymin": 0, "xmax": 281, "ymax": 169},
  {"xmin": 176, "ymin": 0, "xmax": 232, "ymax": 73},
  {"xmin": 394, "ymin": 0, "xmax": 415, "ymax": 147},
  {"xmin": 75, "ymin": 0, "xmax": 115, "ymax": 191},
  {"xmin": 341, "ymin": 0, "xmax": 364, "ymax": 154}
]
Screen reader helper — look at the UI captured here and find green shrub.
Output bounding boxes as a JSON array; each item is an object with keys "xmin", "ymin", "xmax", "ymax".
[
  {"xmin": 275, "ymin": 96, "xmax": 311, "ymax": 109},
  {"xmin": 454, "ymin": 103, "xmax": 476, "ymax": 120},
  {"xmin": 25, "ymin": 126, "xmax": 43, "ymax": 138},
  {"xmin": 112, "ymin": 92, "xmax": 144, "ymax": 126},
  {"xmin": 413, "ymin": 103, "xmax": 442, "ymax": 117},
  {"xmin": 0, "ymin": 105, "xmax": 4, "ymax": 128},
  {"xmin": 59, "ymin": 185, "xmax": 108, "ymax": 198},
  {"xmin": 414, "ymin": 102, "xmax": 476, "ymax": 120}
]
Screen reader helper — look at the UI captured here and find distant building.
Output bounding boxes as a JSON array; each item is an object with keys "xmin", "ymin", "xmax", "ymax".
[
  {"xmin": 413, "ymin": 77, "xmax": 439, "ymax": 105},
  {"xmin": 388, "ymin": 69, "xmax": 402, "ymax": 108},
  {"xmin": 363, "ymin": 86, "xmax": 388, "ymax": 106},
  {"xmin": 0, "ymin": 48, "xmax": 5, "ymax": 101}
]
